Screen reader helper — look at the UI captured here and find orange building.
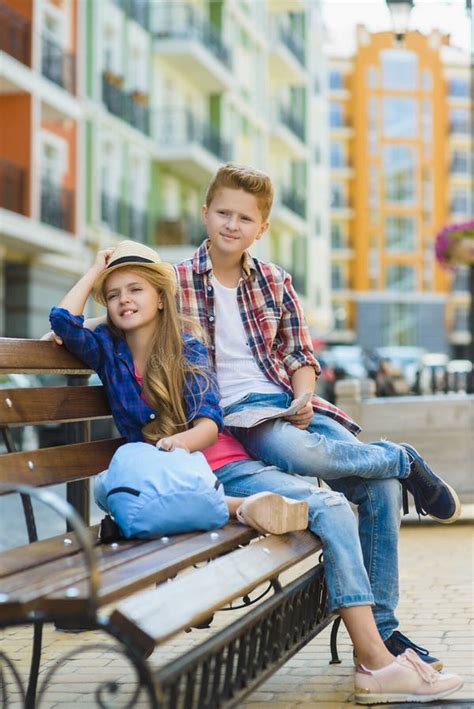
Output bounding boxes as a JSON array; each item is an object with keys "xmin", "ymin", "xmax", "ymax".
[{"xmin": 328, "ymin": 27, "xmax": 472, "ymax": 353}]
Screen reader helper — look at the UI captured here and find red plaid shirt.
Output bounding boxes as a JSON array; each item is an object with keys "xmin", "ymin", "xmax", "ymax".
[{"xmin": 175, "ymin": 242, "xmax": 361, "ymax": 435}]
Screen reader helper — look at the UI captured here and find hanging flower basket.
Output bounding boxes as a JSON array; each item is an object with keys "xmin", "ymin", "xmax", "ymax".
[{"xmin": 434, "ymin": 219, "xmax": 474, "ymax": 269}]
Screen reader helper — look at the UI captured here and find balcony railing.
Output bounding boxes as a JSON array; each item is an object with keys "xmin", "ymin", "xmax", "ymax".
[
  {"xmin": 111, "ymin": 0, "xmax": 150, "ymax": 31},
  {"xmin": 0, "ymin": 4, "xmax": 30, "ymax": 65},
  {"xmin": 102, "ymin": 73, "xmax": 151, "ymax": 136},
  {"xmin": 157, "ymin": 108, "xmax": 232, "ymax": 161},
  {"xmin": 40, "ymin": 180, "xmax": 74, "ymax": 232},
  {"xmin": 0, "ymin": 157, "xmax": 26, "ymax": 214},
  {"xmin": 154, "ymin": 3, "xmax": 231, "ymax": 69},
  {"xmin": 42, "ymin": 35, "xmax": 76, "ymax": 94},
  {"xmin": 278, "ymin": 25, "xmax": 305, "ymax": 66},
  {"xmin": 278, "ymin": 104, "xmax": 306, "ymax": 142},
  {"xmin": 280, "ymin": 188, "xmax": 306, "ymax": 218},
  {"xmin": 101, "ymin": 192, "xmax": 149, "ymax": 242}
]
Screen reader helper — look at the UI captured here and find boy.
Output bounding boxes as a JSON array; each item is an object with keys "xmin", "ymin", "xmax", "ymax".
[{"xmin": 173, "ymin": 163, "xmax": 461, "ymax": 668}]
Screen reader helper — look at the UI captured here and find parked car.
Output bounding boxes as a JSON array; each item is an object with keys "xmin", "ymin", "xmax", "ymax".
[
  {"xmin": 319, "ymin": 346, "xmax": 371, "ymax": 381},
  {"xmin": 375, "ymin": 346, "xmax": 426, "ymax": 392}
]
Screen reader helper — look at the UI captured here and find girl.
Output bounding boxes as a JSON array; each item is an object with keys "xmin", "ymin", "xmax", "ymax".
[{"xmin": 49, "ymin": 240, "xmax": 308, "ymax": 537}]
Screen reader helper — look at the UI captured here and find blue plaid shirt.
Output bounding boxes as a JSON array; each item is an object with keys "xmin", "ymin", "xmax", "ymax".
[{"xmin": 49, "ymin": 307, "xmax": 223, "ymax": 442}]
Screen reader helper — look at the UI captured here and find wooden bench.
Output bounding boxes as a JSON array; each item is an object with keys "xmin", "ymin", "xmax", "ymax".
[{"xmin": 0, "ymin": 338, "xmax": 337, "ymax": 708}]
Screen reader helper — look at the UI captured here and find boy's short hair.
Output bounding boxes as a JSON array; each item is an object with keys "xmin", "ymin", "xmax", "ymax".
[{"xmin": 205, "ymin": 163, "xmax": 274, "ymax": 221}]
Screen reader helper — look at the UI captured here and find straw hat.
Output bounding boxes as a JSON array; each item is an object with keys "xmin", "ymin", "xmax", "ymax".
[{"xmin": 92, "ymin": 240, "xmax": 176, "ymax": 305}]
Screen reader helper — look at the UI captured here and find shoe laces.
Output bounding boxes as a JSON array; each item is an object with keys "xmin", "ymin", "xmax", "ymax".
[
  {"xmin": 397, "ymin": 648, "xmax": 438, "ymax": 684},
  {"xmin": 400, "ymin": 480, "xmax": 428, "ymax": 517}
]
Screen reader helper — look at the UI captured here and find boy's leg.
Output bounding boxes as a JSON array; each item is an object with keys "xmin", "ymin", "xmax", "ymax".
[
  {"xmin": 228, "ymin": 411, "xmax": 409, "ymax": 482},
  {"xmin": 215, "ymin": 460, "xmax": 374, "ymax": 614}
]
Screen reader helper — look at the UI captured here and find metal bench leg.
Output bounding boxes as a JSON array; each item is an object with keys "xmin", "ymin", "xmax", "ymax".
[
  {"xmin": 25, "ymin": 621, "xmax": 43, "ymax": 708},
  {"xmin": 329, "ymin": 616, "xmax": 342, "ymax": 664}
]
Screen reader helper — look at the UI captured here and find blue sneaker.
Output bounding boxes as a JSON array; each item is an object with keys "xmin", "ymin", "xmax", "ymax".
[
  {"xmin": 401, "ymin": 443, "xmax": 461, "ymax": 524},
  {"xmin": 384, "ymin": 631, "xmax": 443, "ymax": 671}
]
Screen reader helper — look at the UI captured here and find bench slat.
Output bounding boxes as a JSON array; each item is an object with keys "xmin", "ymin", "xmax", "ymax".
[
  {"xmin": 110, "ymin": 531, "xmax": 321, "ymax": 651},
  {"xmin": 0, "ymin": 339, "xmax": 92, "ymax": 374},
  {"xmin": 0, "ymin": 438, "xmax": 123, "ymax": 490},
  {"xmin": 0, "ymin": 386, "xmax": 111, "ymax": 425}
]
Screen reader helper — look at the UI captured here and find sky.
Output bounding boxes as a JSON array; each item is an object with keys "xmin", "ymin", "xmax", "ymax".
[{"xmin": 322, "ymin": 0, "xmax": 471, "ymax": 52}]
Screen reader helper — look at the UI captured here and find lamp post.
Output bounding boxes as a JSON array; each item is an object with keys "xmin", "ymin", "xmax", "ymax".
[{"xmin": 385, "ymin": 0, "xmax": 414, "ymax": 42}]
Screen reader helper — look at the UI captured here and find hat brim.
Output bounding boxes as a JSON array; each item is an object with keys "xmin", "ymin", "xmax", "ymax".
[{"xmin": 92, "ymin": 260, "xmax": 176, "ymax": 306}]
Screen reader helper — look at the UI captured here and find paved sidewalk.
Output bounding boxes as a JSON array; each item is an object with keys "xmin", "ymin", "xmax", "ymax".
[{"xmin": 1, "ymin": 523, "xmax": 473, "ymax": 707}]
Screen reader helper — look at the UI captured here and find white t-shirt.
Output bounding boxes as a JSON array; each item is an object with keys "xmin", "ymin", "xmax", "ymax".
[{"xmin": 213, "ymin": 277, "xmax": 282, "ymax": 407}]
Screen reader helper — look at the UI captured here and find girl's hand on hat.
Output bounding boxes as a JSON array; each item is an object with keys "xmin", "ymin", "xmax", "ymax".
[
  {"xmin": 156, "ymin": 435, "xmax": 190, "ymax": 454},
  {"xmin": 93, "ymin": 248, "xmax": 116, "ymax": 272}
]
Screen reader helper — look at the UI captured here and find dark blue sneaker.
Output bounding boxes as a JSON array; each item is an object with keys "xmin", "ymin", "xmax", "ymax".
[
  {"xmin": 384, "ymin": 631, "xmax": 443, "ymax": 671},
  {"xmin": 401, "ymin": 443, "xmax": 461, "ymax": 524}
]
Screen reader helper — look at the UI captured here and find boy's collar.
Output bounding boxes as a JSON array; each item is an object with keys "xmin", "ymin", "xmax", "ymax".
[{"xmin": 193, "ymin": 240, "xmax": 256, "ymax": 278}]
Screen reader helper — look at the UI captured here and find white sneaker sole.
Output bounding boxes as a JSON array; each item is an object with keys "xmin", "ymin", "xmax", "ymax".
[{"xmin": 354, "ymin": 679, "xmax": 463, "ymax": 704}]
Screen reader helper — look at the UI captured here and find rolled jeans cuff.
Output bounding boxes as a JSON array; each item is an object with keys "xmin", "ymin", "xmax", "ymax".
[{"xmin": 329, "ymin": 593, "xmax": 375, "ymax": 613}]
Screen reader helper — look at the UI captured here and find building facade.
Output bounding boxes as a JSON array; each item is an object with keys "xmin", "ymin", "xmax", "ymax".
[
  {"xmin": 0, "ymin": 0, "xmax": 332, "ymax": 338},
  {"xmin": 328, "ymin": 27, "xmax": 472, "ymax": 352}
]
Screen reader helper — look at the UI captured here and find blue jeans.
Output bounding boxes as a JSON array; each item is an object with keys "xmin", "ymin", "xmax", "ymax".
[
  {"xmin": 215, "ymin": 460, "xmax": 374, "ymax": 614},
  {"xmin": 225, "ymin": 393, "xmax": 407, "ymax": 639}
]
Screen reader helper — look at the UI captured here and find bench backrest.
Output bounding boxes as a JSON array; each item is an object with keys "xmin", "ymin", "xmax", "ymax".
[{"xmin": 0, "ymin": 338, "xmax": 122, "ymax": 494}]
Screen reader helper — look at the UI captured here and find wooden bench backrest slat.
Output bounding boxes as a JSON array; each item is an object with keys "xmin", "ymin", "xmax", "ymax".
[
  {"xmin": 110, "ymin": 531, "xmax": 321, "ymax": 650},
  {"xmin": 0, "ymin": 438, "xmax": 124, "ymax": 491},
  {"xmin": 0, "ymin": 339, "xmax": 91, "ymax": 374},
  {"xmin": 0, "ymin": 386, "xmax": 111, "ymax": 426}
]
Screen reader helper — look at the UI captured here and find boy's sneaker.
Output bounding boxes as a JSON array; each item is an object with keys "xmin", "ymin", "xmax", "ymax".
[
  {"xmin": 384, "ymin": 631, "xmax": 442, "ymax": 671},
  {"xmin": 401, "ymin": 443, "xmax": 461, "ymax": 523},
  {"xmin": 354, "ymin": 648, "xmax": 463, "ymax": 704}
]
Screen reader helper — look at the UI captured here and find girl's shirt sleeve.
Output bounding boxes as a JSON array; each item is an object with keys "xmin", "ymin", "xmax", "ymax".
[
  {"xmin": 49, "ymin": 307, "xmax": 104, "ymax": 372},
  {"xmin": 182, "ymin": 336, "xmax": 224, "ymax": 431}
]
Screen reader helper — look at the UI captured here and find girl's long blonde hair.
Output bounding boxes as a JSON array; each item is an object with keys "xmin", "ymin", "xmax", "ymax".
[{"xmin": 102, "ymin": 265, "xmax": 208, "ymax": 442}]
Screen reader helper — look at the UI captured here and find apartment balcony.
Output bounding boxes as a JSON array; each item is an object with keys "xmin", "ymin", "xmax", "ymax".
[
  {"xmin": 102, "ymin": 73, "xmax": 151, "ymax": 136},
  {"xmin": 0, "ymin": 3, "xmax": 30, "ymax": 66},
  {"xmin": 101, "ymin": 192, "xmax": 149, "ymax": 242},
  {"xmin": 154, "ymin": 216, "xmax": 205, "ymax": 247},
  {"xmin": 42, "ymin": 36, "xmax": 76, "ymax": 94},
  {"xmin": 40, "ymin": 180, "xmax": 74, "ymax": 232},
  {"xmin": 272, "ymin": 186, "xmax": 307, "ymax": 235},
  {"xmin": 0, "ymin": 158, "xmax": 26, "ymax": 215},
  {"xmin": 281, "ymin": 187, "xmax": 306, "ymax": 219},
  {"xmin": 155, "ymin": 108, "xmax": 232, "ymax": 182},
  {"xmin": 153, "ymin": 3, "xmax": 233, "ymax": 92},
  {"xmin": 269, "ymin": 24, "xmax": 306, "ymax": 85},
  {"xmin": 271, "ymin": 104, "xmax": 308, "ymax": 159}
]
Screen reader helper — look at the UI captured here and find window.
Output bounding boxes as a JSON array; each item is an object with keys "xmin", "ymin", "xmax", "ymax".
[
  {"xmin": 421, "ymin": 69, "xmax": 432, "ymax": 91},
  {"xmin": 451, "ymin": 151, "xmax": 469, "ymax": 174},
  {"xmin": 383, "ymin": 97, "xmax": 417, "ymax": 137},
  {"xmin": 330, "ymin": 102, "xmax": 344, "ymax": 128},
  {"xmin": 369, "ymin": 166, "xmax": 378, "ymax": 209},
  {"xmin": 384, "ymin": 303, "xmax": 417, "ymax": 346},
  {"xmin": 450, "ymin": 108, "xmax": 470, "ymax": 134},
  {"xmin": 331, "ymin": 222, "xmax": 348, "ymax": 249},
  {"xmin": 452, "ymin": 306, "xmax": 468, "ymax": 331},
  {"xmin": 331, "ymin": 183, "xmax": 345, "ymax": 208},
  {"xmin": 381, "ymin": 49, "xmax": 417, "ymax": 90},
  {"xmin": 383, "ymin": 146, "xmax": 416, "ymax": 204},
  {"xmin": 421, "ymin": 99, "xmax": 432, "ymax": 143},
  {"xmin": 451, "ymin": 189, "xmax": 470, "ymax": 215},
  {"xmin": 386, "ymin": 265, "xmax": 416, "ymax": 291},
  {"xmin": 331, "ymin": 263, "xmax": 347, "ymax": 290},
  {"xmin": 367, "ymin": 66, "xmax": 378, "ymax": 88},
  {"xmin": 329, "ymin": 69, "xmax": 344, "ymax": 90},
  {"xmin": 452, "ymin": 267, "xmax": 469, "ymax": 292},
  {"xmin": 368, "ymin": 96, "xmax": 377, "ymax": 129},
  {"xmin": 385, "ymin": 216, "xmax": 416, "ymax": 251},
  {"xmin": 448, "ymin": 78, "xmax": 469, "ymax": 97},
  {"xmin": 330, "ymin": 142, "xmax": 345, "ymax": 168},
  {"xmin": 368, "ymin": 129, "xmax": 377, "ymax": 155}
]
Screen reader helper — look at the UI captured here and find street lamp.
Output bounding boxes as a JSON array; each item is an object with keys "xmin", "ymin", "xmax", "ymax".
[{"xmin": 385, "ymin": 0, "xmax": 414, "ymax": 41}]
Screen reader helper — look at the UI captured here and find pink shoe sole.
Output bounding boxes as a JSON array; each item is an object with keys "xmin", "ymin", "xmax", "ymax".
[{"xmin": 236, "ymin": 492, "xmax": 309, "ymax": 535}]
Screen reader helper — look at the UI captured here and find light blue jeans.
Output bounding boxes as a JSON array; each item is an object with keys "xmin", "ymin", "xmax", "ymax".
[
  {"xmin": 224, "ymin": 392, "xmax": 408, "ymax": 639},
  {"xmin": 215, "ymin": 459, "xmax": 375, "ymax": 615}
]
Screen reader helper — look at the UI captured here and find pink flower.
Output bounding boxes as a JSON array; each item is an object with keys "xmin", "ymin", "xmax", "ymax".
[{"xmin": 434, "ymin": 219, "xmax": 474, "ymax": 269}]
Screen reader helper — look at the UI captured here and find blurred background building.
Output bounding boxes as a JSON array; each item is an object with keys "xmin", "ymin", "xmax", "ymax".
[{"xmin": 0, "ymin": 0, "xmax": 471, "ymax": 357}]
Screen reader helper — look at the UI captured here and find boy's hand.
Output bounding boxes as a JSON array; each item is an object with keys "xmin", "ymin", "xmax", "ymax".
[
  {"xmin": 41, "ymin": 330, "xmax": 63, "ymax": 345},
  {"xmin": 285, "ymin": 401, "xmax": 313, "ymax": 430},
  {"xmin": 156, "ymin": 434, "xmax": 190, "ymax": 454}
]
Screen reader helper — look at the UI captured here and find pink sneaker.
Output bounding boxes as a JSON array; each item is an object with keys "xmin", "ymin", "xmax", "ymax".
[{"xmin": 354, "ymin": 648, "xmax": 463, "ymax": 704}]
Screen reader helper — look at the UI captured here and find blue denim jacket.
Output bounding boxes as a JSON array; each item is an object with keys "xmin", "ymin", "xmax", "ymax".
[{"xmin": 49, "ymin": 307, "xmax": 223, "ymax": 442}]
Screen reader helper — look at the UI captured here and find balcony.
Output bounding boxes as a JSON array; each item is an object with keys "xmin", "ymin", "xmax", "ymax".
[
  {"xmin": 154, "ymin": 216, "xmax": 205, "ymax": 247},
  {"xmin": 0, "ymin": 4, "xmax": 30, "ymax": 66},
  {"xmin": 278, "ymin": 104, "xmax": 305, "ymax": 142},
  {"xmin": 278, "ymin": 26, "xmax": 305, "ymax": 67},
  {"xmin": 40, "ymin": 180, "xmax": 74, "ymax": 232},
  {"xmin": 42, "ymin": 36, "xmax": 76, "ymax": 94},
  {"xmin": 269, "ymin": 24, "xmax": 306, "ymax": 85},
  {"xmin": 155, "ymin": 108, "xmax": 232, "ymax": 182},
  {"xmin": 101, "ymin": 192, "xmax": 149, "ymax": 242},
  {"xmin": 153, "ymin": 3, "xmax": 233, "ymax": 92},
  {"xmin": 271, "ymin": 103, "xmax": 307, "ymax": 159},
  {"xmin": 0, "ymin": 158, "xmax": 26, "ymax": 214},
  {"xmin": 111, "ymin": 0, "xmax": 150, "ymax": 30},
  {"xmin": 102, "ymin": 73, "xmax": 151, "ymax": 136}
]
